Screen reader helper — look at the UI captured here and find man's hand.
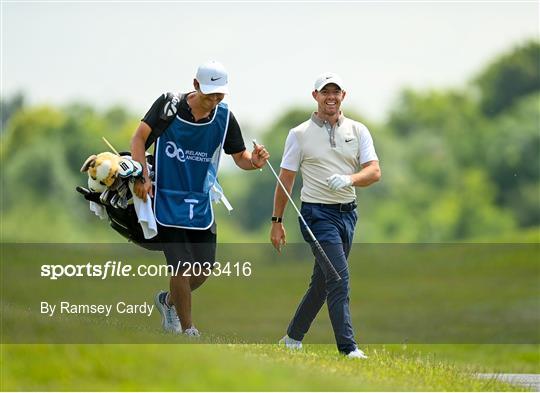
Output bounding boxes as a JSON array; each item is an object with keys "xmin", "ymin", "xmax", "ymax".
[
  {"xmin": 251, "ymin": 143, "xmax": 270, "ymax": 169},
  {"xmin": 133, "ymin": 175, "xmax": 153, "ymax": 202},
  {"xmin": 327, "ymin": 174, "xmax": 352, "ymax": 191},
  {"xmin": 270, "ymin": 223, "xmax": 286, "ymax": 253}
]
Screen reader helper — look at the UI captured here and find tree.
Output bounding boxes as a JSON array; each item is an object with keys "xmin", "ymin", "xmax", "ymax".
[
  {"xmin": 1, "ymin": 92, "xmax": 25, "ymax": 131},
  {"xmin": 479, "ymin": 93, "xmax": 540, "ymax": 227},
  {"xmin": 383, "ymin": 87, "xmax": 520, "ymax": 240},
  {"xmin": 475, "ymin": 40, "xmax": 540, "ymax": 117},
  {"xmin": 229, "ymin": 107, "xmax": 312, "ymax": 232}
]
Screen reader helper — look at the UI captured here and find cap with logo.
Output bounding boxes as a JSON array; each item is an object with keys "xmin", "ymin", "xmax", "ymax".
[
  {"xmin": 314, "ymin": 72, "xmax": 344, "ymax": 91},
  {"xmin": 196, "ymin": 60, "xmax": 229, "ymax": 95}
]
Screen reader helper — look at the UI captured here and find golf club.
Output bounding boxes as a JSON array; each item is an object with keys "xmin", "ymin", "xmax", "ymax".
[{"xmin": 253, "ymin": 140, "xmax": 341, "ymax": 282}]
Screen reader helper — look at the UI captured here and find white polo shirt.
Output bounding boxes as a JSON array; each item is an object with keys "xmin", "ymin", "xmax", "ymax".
[{"xmin": 280, "ymin": 113, "xmax": 378, "ymax": 204}]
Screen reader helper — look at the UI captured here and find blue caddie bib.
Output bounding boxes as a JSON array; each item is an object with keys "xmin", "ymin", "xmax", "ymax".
[{"xmin": 154, "ymin": 102, "xmax": 229, "ymax": 229}]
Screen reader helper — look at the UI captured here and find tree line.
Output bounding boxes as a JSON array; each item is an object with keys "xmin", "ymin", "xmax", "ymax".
[{"xmin": 1, "ymin": 41, "xmax": 538, "ymax": 242}]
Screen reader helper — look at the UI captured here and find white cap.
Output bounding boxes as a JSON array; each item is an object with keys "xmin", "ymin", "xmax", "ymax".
[
  {"xmin": 314, "ymin": 72, "xmax": 344, "ymax": 91},
  {"xmin": 196, "ymin": 60, "xmax": 229, "ymax": 95}
]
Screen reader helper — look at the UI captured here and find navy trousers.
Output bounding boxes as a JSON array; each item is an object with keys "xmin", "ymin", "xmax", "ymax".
[{"xmin": 287, "ymin": 202, "xmax": 358, "ymax": 354}]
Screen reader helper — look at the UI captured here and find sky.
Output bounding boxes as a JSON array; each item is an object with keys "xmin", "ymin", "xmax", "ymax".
[{"xmin": 2, "ymin": 1, "xmax": 539, "ymax": 132}]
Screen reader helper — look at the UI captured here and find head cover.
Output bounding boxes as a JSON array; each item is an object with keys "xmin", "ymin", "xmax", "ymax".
[
  {"xmin": 196, "ymin": 60, "xmax": 229, "ymax": 95},
  {"xmin": 314, "ymin": 72, "xmax": 344, "ymax": 91}
]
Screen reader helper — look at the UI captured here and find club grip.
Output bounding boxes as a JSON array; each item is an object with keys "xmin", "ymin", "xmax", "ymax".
[{"xmin": 313, "ymin": 240, "xmax": 341, "ymax": 281}]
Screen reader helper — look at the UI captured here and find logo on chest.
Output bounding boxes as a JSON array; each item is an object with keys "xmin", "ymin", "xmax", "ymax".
[{"xmin": 165, "ymin": 141, "xmax": 212, "ymax": 163}]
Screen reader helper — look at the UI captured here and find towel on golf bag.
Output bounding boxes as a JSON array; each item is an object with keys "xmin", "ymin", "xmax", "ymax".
[
  {"xmin": 128, "ymin": 181, "xmax": 157, "ymax": 239},
  {"xmin": 89, "ymin": 201, "xmax": 107, "ymax": 220}
]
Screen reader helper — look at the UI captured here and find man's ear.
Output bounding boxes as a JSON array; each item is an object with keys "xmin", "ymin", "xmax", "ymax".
[
  {"xmin": 342, "ymin": 90, "xmax": 347, "ymax": 101},
  {"xmin": 312, "ymin": 90, "xmax": 318, "ymax": 100},
  {"xmin": 80, "ymin": 155, "xmax": 97, "ymax": 172},
  {"xmin": 193, "ymin": 79, "xmax": 200, "ymax": 91}
]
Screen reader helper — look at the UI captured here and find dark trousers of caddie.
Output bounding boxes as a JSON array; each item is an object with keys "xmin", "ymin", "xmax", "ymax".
[{"xmin": 287, "ymin": 202, "xmax": 358, "ymax": 354}]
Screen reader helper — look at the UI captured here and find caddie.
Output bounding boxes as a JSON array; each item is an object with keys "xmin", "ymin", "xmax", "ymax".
[{"xmin": 131, "ymin": 60, "xmax": 270, "ymax": 336}]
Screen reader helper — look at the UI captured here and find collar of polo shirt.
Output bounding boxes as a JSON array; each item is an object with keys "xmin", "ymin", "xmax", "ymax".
[{"xmin": 311, "ymin": 112, "xmax": 345, "ymax": 127}]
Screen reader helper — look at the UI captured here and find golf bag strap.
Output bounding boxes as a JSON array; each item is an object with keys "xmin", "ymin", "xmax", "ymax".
[{"xmin": 144, "ymin": 93, "xmax": 185, "ymax": 150}]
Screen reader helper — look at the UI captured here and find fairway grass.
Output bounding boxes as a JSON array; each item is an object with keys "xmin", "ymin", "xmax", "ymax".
[
  {"xmin": 2, "ymin": 243, "xmax": 538, "ymax": 390},
  {"xmin": 2, "ymin": 343, "xmax": 536, "ymax": 391}
]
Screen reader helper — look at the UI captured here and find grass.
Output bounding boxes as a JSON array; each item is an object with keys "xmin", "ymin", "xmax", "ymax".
[
  {"xmin": 2, "ymin": 343, "xmax": 536, "ymax": 391},
  {"xmin": 2, "ymin": 243, "xmax": 538, "ymax": 344},
  {"xmin": 1, "ymin": 243, "xmax": 538, "ymax": 390},
  {"xmin": 391, "ymin": 344, "xmax": 540, "ymax": 374}
]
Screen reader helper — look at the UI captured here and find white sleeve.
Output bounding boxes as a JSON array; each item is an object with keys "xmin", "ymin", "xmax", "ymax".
[
  {"xmin": 359, "ymin": 125, "xmax": 378, "ymax": 164},
  {"xmin": 280, "ymin": 130, "xmax": 302, "ymax": 171}
]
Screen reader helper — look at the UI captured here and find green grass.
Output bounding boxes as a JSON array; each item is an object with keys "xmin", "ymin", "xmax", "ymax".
[
  {"xmin": 392, "ymin": 344, "xmax": 540, "ymax": 374},
  {"xmin": 2, "ymin": 343, "xmax": 536, "ymax": 391},
  {"xmin": 1, "ymin": 243, "xmax": 538, "ymax": 390},
  {"xmin": 2, "ymin": 243, "xmax": 538, "ymax": 344}
]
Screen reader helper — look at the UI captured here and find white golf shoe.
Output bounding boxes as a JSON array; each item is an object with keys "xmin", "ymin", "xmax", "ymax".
[
  {"xmin": 154, "ymin": 290, "xmax": 181, "ymax": 334},
  {"xmin": 183, "ymin": 326, "xmax": 201, "ymax": 337},
  {"xmin": 279, "ymin": 335, "xmax": 303, "ymax": 350},
  {"xmin": 346, "ymin": 347, "xmax": 368, "ymax": 359}
]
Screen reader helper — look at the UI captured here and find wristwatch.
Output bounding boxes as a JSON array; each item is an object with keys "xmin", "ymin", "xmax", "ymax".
[{"xmin": 271, "ymin": 216, "xmax": 283, "ymax": 223}]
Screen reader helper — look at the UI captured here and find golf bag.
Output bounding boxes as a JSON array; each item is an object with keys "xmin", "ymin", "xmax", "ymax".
[
  {"xmin": 77, "ymin": 153, "xmax": 163, "ymax": 251},
  {"xmin": 76, "ymin": 92, "xmax": 183, "ymax": 251}
]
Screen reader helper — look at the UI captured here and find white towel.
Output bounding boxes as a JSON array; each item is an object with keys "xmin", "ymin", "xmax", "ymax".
[
  {"xmin": 89, "ymin": 201, "xmax": 107, "ymax": 220},
  {"xmin": 128, "ymin": 182, "xmax": 158, "ymax": 239},
  {"xmin": 210, "ymin": 183, "xmax": 233, "ymax": 213}
]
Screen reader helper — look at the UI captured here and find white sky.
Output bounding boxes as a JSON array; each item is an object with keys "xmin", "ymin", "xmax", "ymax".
[{"xmin": 2, "ymin": 1, "xmax": 539, "ymax": 130}]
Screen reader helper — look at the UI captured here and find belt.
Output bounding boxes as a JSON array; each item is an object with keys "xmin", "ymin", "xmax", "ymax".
[{"xmin": 302, "ymin": 201, "xmax": 357, "ymax": 212}]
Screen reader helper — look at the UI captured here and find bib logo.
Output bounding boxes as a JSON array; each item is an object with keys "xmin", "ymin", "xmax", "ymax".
[
  {"xmin": 165, "ymin": 141, "xmax": 212, "ymax": 163},
  {"xmin": 165, "ymin": 141, "xmax": 186, "ymax": 162}
]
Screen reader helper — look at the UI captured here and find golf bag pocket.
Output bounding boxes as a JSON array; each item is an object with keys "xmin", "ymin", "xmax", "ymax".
[
  {"xmin": 76, "ymin": 185, "xmax": 162, "ymax": 251},
  {"xmin": 155, "ymin": 189, "xmax": 213, "ymax": 230},
  {"xmin": 107, "ymin": 203, "xmax": 163, "ymax": 251}
]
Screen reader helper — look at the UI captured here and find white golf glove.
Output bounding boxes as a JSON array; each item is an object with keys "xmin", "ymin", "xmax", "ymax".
[{"xmin": 327, "ymin": 174, "xmax": 353, "ymax": 191}]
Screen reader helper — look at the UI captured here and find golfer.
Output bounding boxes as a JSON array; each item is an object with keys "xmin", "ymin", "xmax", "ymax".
[
  {"xmin": 131, "ymin": 60, "xmax": 269, "ymax": 336},
  {"xmin": 270, "ymin": 72, "xmax": 380, "ymax": 358}
]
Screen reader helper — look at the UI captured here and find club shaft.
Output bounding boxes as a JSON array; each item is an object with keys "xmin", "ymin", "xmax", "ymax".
[
  {"xmin": 265, "ymin": 160, "xmax": 304, "ymax": 224},
  {"xmin": 264, "ymin": 157, "xmax": 341, "ymax": 281},
  {"xmin": 102, "ymin": 136, "xmax": 120, "ymax": 156}
]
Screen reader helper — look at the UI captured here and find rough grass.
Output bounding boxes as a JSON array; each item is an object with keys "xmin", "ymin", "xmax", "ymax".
[
  {"xmin": 2, "ymin": 242, "xmax": 538, "ymax": 391},
  {"xmin": 1, "ymin": 343, "xmax": 535, "ymax": 391}
]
